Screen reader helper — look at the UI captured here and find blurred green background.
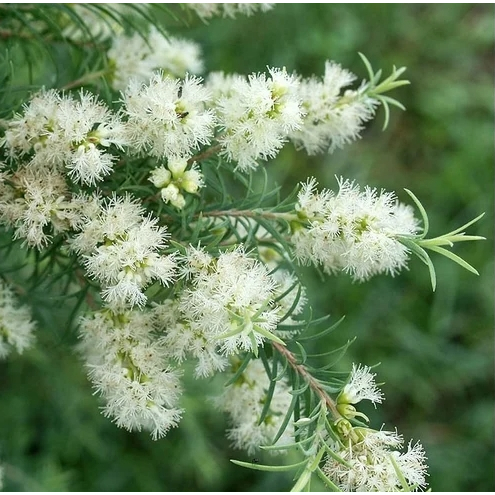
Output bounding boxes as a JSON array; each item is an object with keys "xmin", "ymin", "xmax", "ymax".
[{"xmin": 0, "ymin": 4, "xmax": 493, "ymax": 491}]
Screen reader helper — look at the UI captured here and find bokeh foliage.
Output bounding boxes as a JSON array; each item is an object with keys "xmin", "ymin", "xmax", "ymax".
[{"xmin": 0, "ymin": 4, "xmax": 493, "ymax": 491}]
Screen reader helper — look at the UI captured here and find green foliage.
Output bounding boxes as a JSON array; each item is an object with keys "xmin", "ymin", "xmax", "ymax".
[{"xmin": 0, "ymin": 3, "xmax": 493, "ymax": 492}]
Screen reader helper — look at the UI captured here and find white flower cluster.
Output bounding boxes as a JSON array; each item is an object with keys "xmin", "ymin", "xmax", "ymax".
[
  {"xmin": 324, "ymin": 428, "xmax": 428, "ymax": 491},
  {"xmin": 216, "ymin": 358, "xmax": 294, "ymax": 455},
  {"xmin": 122, "ymin": 73, "xmax": 215, "ymax": 161},
  {"xmin": 290, "ymin": 61, "xmax": 378, "ymax": 154},
  {"xmin": 1, "ymin": 89, "xmax": 125, "ymax": 185},
  {"xmin": 292, "ymin": 177, "xmax": 419, "ymax": 281},
  {"xmin": 187, "ymin": 3, "xmax": 274, "ymax": 20},
  {"xmin": 0, "ymin": 279, "xmax": 36, "ymax": 359},
  {"xmin": 214, "ymin": 68, "xmax": 303, "ymax": 171},
  {"xmin": 0, "ymin": 167, "xmax": 72, "ymax": 248},
  {"xmin": 70, "ymin": 194, "xmax": 176, "ymax": 311},
  {"xmin": 108, "ymin": 27, "xmax": 204, "ymax": 91},
  {"xmin": 324, "ymin": 363, "xmax": 428, "ymax": 490},
  {"xmin": 154, "ymin": 298, "xmax": 227, "ymax": 379},
  {"xmin": 79, "ymin": 308, "xmax": 183, "ymax": 440},
  {"xmin": 154, "ymin": 246, "xmax": 305, "ymax": 378},
  {"xmin": 179, "ymin": 246, "xmax": 281, "ymax": 355},
  {"xmin": 149, "ymin": 157, "xmax": 203, "ymax": 210}
]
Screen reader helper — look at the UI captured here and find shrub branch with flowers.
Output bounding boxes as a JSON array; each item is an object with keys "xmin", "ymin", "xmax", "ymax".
[{"xmin": 0, "ymin": 4, "xmax": 485, "ymax": 492}]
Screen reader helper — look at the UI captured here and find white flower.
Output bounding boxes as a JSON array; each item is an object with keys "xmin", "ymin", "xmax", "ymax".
[
  {"xmin": 79, "ymin": 308, "xmax": 183, "ymax": 440},
  {"xmin": 2, "ymin": 89, "xmax": 125, "ymax": 185},
  {"xmin": 178, "ymin": 246, "xmax": 282, "ymax": 357},
  {"xmin": 187, "ymin": 3, "xmax": 274, "ymax": 20},
  {"xmin": 70, "ymin": 194, "xmax": 176, "ymax": 311},
  {"xmin": 206, "ymin": 71, "xmax": 244, "ymax": 100},
  {"xmin": 0, "ymin": 280, "xmax": 36, "ymax": 359},
  {"xmin": 214, "ymin": 67, "xmax": 303, "ymax": 171},
  {"xmin": 153, "ymin": 299, "xmax": 228, "ymax": 378},
  {"xmin": 0, "ymin": 166, "xmax": 73, "ymax": 248},
  {"xmin": 216, "ymin": 358, "xmax": 293, "ymax": 455},
  {"xmin": 290, "ymin": 61, "xmax": 378, "ymax": 154},
  {"xmin": 323, "ymin": 426, "xmax": 428, "ymax": 491},
  {"xmin": 108, "ymin": 27, "xmax": 204, "ymax": 91},
  {"xmin": 292, "ymin": 177, "xmax": 420, "ymax": 281},
  {"xmin": 338, "ymin": 363, "xmax": 384, "ymax": 406},
  {"xmin": 122, "ymin": 73, "xmax": 215, "ymax": 160}
]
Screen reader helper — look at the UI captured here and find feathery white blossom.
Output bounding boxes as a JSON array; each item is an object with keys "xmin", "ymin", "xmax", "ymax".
[
  {"xmin": 154, "ymin": 298, "xmax": 228, "ymax": 378},
  {"xmin": 187, "ymin": 3, "xmax": 274, "ymax": 20},
  {"xmin": 0, "ymin": 280, "xmax": 36, "ymax": 359},
  {"xmin": 290, "ymin": 61, "xmax": 378, "ymax": 154},
  {"xmin": 0, "ymin": 167, "xmax": 71, "ymax": 248},
  {"xmin": 216, "ymin": 358, "xmax": 294, "ymax": 454},
  {"xmin": 108, "ymin": 27, "xmax": 204, "ymax": 91},
  {"xmin": 292, "ymin": 177, "xmax": 420, "ymax": 281},
  {"xmin": 70, "ymin": 194, "xmax": 176, "ymax": 311},
  {"xmin": 206, "ymin": 71, "xmax": 243, "ymax": 101},
  {"xmin": 323, "ymin": 426, "xmax": 428, "ymax": 491},
  {"xmin": 177, "ymin": 246, "xmax": 282, "ymax": 357},
  {"xmin": 1, "ymin": 89, "xmax": 126, "ymax": 185},
  {"xmin": 79, "ymin": 309, "xmax": 183, "ymax": 440},
  {"xmin": 122, "ymin": 73, "xmax": 215, "ymax": 160},
  {"xmin": 214, "ymin": 67, "xmax": 303, "ymax": 171},
  {"xmin": 338, "ymin": 363, "xmax": 384, "ymax": 406}
]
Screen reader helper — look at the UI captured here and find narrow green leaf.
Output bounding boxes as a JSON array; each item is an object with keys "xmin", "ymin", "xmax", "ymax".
[
  {"xmin": 230, "ymin": 458, "xmax": 308, "ymax": 472},
  {"xmin": 358, "ymin": 52, "xmax": 375, "ymax": 82},
  {"xmin": 260, "ymin": 435, "xmax": 316, "ymax": 452},
  {"xmin": 271, "ymin": 383, "xmax": 299, "ymax": 444},
  {"xmin": 442, "ymin": 212, "xmax": 486, "ymax": 237},
  {"xmin": 426, "ymin": 245, "xmax": 480, "ymax": 275},
  {"xmin": 223, "ymin": 353, "xmax": 253, "ymax": 387},
  {"xmin": 389, "ymin": 455, "xmax": 411, "ymax": 492},
  {"xmin": 380, "ymin": 98, "xmax": 391, "ymax": 131},
  {"xmin": 297, "ymin": 315, "xmax": 345, "ymax": 342},
  {"xmin": 403, "ymin": 188, "xmax": 429, "ymax": 237},
  {"xmin": 294, "ymin": 341, "xmax": 307, "ymax": 365},
  {"xmin": 316, "ymin": 466, "xmax": 342, "ymax": 491},
  {"xmin": 257, "ymin": 352, "xmax": 278, "ymax": 425},
  {"xmin": 322, "ymin": 443, "xmax": 352, "ymax": 469},
  {"xmin": 289, "ymin": 381, "xmax": 310, "ymax": 396}
]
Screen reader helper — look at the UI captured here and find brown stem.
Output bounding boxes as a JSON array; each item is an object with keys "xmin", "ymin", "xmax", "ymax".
[
  {"xmin": 202, "ymin": 208, "xmax": 297, "ymax": 222},
  {"xmin": 61, "ymin": 69, "xmax": 110, "ymax": 90},
  {"xmin": 75, "ymin": 268, "xmax": 97, "ymax": 310},
  {"xmin": 272, "ymin": 341, "xmax": 341, "ymax": 419},
  {"xmin": 187, "ymin": 143, "xmax": 223, "ymax": 165}
]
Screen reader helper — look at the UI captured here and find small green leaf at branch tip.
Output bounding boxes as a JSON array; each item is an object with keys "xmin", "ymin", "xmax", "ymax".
[{"xmin": 426, "ymin": 245, "xmax": 480, "ymax": 276}]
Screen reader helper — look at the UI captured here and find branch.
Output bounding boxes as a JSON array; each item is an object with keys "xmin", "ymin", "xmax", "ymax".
[{"xmin": 272, "ymin": 341, "xmax": 341, "ymax": 420}]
